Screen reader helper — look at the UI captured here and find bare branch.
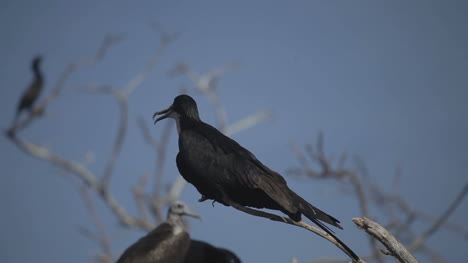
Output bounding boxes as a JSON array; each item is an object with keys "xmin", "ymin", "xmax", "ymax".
[
  {"xmin": 91, "ymin": 88, "xmax": 128, "ymax": 188},
  {"xmin": 79, "ymin": 187, "xmax": 113, "ymax": 263},
  {"xmin": 288, "ymin": 137, "xmax": 385, "ymax": 262},
  {"xmin": 223, "ymin": 198, "xmax": 363, "ymax": 263},
  {"xmin": 6, "ymin": 133, "xmax": 154, "ymax": 231},
  {"xmin": 133, "ymin": 174, "xmax": 152, "ymax": 223},
  {"xmin": 152, "ymin": 121, "xmax": 173, "ymax": 197},
  {"xmin": 224, "ymin": 109, "xmax": 273, "ymax": 136},
  {"xmin": 167, "ymin": 176, "xmax": 188, "ymax": 202},
  {"xmin": 348, "ymin": 170, "xmax": 383, "ymax": 263},
  {"xmin": 87, "ymin": 26, "xmax": 176, "ymax": 187},
  {"xmin": 137, "ymin": 116, "xmax": 174, "ymax": 221},
  {"xmin": 122, "ymin": 26, "xmax": 178, "ymax": 96},
  {"xmin": 353, "ymin": 217, "xmax": 419, "ymax": 263},
  {"xmin": 137, "ymin": 117, "xmax": 158, "ymax": 149}
]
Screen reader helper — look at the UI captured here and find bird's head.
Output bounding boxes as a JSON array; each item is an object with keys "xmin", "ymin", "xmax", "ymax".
[
  {"xmin": 32, "ymin": 55, "xmax": 43, "ymax": 70},
  {"xmin": 153, "ymin": 94, "xmax": 200, "ymax": 126},
  {"xmin": 168, "ymin": 201, "xmax": 202, "ymax": 220}
]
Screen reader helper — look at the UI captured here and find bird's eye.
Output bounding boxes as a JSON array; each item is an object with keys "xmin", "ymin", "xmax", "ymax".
[{"xmin": 177, "ymin": 204, "xmax": 183, "ymax": 208}]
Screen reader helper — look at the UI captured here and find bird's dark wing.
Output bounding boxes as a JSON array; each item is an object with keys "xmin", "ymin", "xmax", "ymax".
[
  {"xmin": 178, "ymin": 122, "xmax": 299, "ymax": 215},
  {"xmin": 116, "ymin": 223, "xmax": 189, "ymax": 263},
  {"xmin": 179, "ymin": 122, "xmax": 344, "ymax": 228},
  {"xmin": 17, "ymin": 79, "xmax": 43, "ymax": 114}
]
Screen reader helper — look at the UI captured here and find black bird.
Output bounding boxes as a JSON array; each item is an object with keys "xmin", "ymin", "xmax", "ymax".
[
  {"xmin": 15, "ymin": 56, "xmax": 44, "ymax": 122},
  {"xmin": 153, "ymin": 95, "xmax": 359, "ymax": 261},
  {"xmin": 184, "ymin": 240, "xmax": 241, "ymax": 263},
  {"xmin": 116, "ymin": 201, "xmax": 201, "ymax": 263}
]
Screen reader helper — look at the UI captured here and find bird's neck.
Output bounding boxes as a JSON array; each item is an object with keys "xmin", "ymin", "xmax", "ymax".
[
  {"xmin": 32, "ymin": 64, "xmax": 42, "ymax": 80},
  {"xmin": 178, "ymin": 116, "xmax": 201, "ymax": 132},
  {"xmin": 167, "ymin": 214, "xmax": 185, "ymax": 234}
]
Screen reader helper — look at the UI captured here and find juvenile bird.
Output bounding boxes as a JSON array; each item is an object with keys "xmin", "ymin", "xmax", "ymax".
[{"xmin": 116, "ymin": 201, "xmax": 201, "ymax": 263}]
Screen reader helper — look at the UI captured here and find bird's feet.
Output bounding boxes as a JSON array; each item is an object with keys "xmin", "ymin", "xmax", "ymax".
[
  {"xmin": 198, "ymin": 196, "xmax": 217, "ymax": 207},
  {"xmin": 198, "ymin": 196, "xmax": 209, "ymax": 202}
]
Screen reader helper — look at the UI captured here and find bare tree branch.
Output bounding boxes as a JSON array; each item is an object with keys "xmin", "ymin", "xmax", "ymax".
[
  {"xmin": 137, "ymin": 117, "xmax": 173, "ymax": 222},
  {"xmin": 222, "ymin": 198, "xmax": 364, "ymax": 263},
  {"xmin": 80, "ymin": 85, "xmax": 129, "ymax": 188},
  {"xmin": 353, "ymin": 217, "xmax": 419, "ymax": 263},
  {"xmin": 223, "ymin": 109, "xmax": 273, "ymax": 136},
  {"xmin": 289, "ymin": 136, "xmax": 385, "ymax": 263},
  {"xmin": 348, "ymin": 172, "xmax": 384, "ymax": 263},
  {"xmin": 133, "ymin": 173, "xmax": 152, "ymax": 224},
  {"xmin": 7, "ymin": 133, "xmax": 155, "ymax": 230}
]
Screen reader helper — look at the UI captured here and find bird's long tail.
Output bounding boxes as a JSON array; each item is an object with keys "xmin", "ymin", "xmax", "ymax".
[
  {"xmin": 297, "ymin": 195, "xmax": 342, "ymax": 230},
  {"xmin": 311, "ymin": 217, "xmax": 360, "ymax": 262},
  {"xmin": 297, "ymin": 196, "xmax": 360, "ymax": 262}
]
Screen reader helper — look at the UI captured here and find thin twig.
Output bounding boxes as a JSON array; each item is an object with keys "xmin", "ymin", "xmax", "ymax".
[
  {"xmin": 80, "ymin": 187, "xmax": 113, "ymax": 263},
  {"xmin": 122, "ymin": 26, "xmax": 178, "ymax": 96},
  {"xmin": 408, "ymin": 181, "xmax": 468, "ymax": 251},
  {"xmin": 77, "ymin": 84, "xmax": 129, "ymax": 188},
  {"xmin": 102, "ymin": 91, "xmax": 127, "ymax": 187}
]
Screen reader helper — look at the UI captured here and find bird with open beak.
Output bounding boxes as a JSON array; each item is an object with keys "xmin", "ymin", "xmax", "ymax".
[{"xmin": 153, "ymin": 94, "xmax": 360, "ymax": 262}]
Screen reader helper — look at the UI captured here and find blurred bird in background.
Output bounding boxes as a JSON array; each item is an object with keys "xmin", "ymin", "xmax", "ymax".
[
  {"xmin": 116, "ymin": 201, "xmax": 201, "ymax": 263},
  {"xmin": 14, "ymin": 55, "xmax": 44, "ymax": 123}
]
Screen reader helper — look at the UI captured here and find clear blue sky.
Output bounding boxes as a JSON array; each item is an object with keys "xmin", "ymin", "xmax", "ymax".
[{"xmin": 0, "ymin": 1, "xmax": 467, "ymax": 262}]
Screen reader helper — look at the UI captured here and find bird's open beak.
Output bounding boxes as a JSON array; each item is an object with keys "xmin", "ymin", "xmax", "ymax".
[{"xmin": 153, "ymin": 105, "xmax": 173, "ymax": 124}]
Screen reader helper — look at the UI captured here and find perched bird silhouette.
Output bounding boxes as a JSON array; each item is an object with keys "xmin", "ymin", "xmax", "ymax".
[
  {"xmin": 153, "ymin": 95, "xmax": 359, "ymax": 261},
  {"xmin": 116, "ymin": 201, "xmax": 201, "ymax": 263},
  {"xmin": 15, "ymin": 56, "xmax": 44, "ymax": 122},
  {"xmin": 184, "ymin": 240, "xmax": 242, "ymax": 263}
]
